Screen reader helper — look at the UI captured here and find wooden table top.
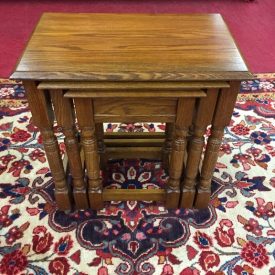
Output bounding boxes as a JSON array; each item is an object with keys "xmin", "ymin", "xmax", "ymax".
[{"xmin": 11, "ymin": 13, "xmax": 252, "ymax": 81}]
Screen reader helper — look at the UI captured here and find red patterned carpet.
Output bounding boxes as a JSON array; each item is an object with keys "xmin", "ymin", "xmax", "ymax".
[
  {"xmin": 1, "ymin": 0, "xmax": 275, "ymax": 78},
  {"xmin": 0, "ymin": 75, "xmax": 274, "ymax": 274}
]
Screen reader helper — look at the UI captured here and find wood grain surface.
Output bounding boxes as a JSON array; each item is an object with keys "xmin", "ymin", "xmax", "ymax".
[
  {"xmin": 23, "ymin": 81, "xmax": 72, "ymax": 210},
  {"xmin": 38, "ymin": 81, "xmax": 230, "ymax": 90},
  {"xmin": 92, "ymin": 98, "xmax": 177, "ymax": 122},
  {"xmin": 194, "ymin": 82, "xmax": 240, "ymax": 208},
  {"xmin": 11, "ymin": 13, "xmax": 252, "ymax": 81},
  {"xmin": 64, "ymin": 90, "xmax": 206, "ymax": 98},
  {"xmin": 166, "ymin": 98, "xmax": 195, "ymax": 208},
  {"xmin": 50, "ymin": 91, "xmax": 88, "ymax": 209}
]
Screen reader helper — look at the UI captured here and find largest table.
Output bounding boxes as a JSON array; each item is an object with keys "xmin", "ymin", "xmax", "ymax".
[{"xmin": 11, "ymin": 13, "xmax": 253, "ymax": 211}]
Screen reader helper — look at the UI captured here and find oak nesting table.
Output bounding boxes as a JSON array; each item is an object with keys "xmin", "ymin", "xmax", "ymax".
[{"xmin": 11, "ymin": 13, "xmax": 253, "ymax": 211}]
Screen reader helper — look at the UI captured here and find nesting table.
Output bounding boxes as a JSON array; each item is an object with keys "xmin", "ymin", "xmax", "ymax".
[{"xmin": 11, "ymin": 13, "xmax": 253, "ymax": 211}]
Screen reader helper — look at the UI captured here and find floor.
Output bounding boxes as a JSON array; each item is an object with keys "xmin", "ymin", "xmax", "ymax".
[{"xmin": 0, "ymin": 0, "xmax": 275, "ymax": 78}]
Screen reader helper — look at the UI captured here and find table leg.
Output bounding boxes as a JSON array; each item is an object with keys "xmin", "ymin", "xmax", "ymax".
[
  {"xmin": 74, "ymin": 98, "xmax": 103, "ymax": 210},
  {"xmin": 162, "ymin": 123, "xmax": 174, "ymax": 170},
  {"xmin": 180, "ymin": 90, "xmax": 219, "ymax": 208},
  {"xmin": 95, "ymin": 123, "xmax": 107, "ymax": 170},
  {"xmin": 50, "ymin": 91, "xmax": 88, "ymax": 210},
  {"xmin": 166, "ymin": 98, "xmax": 195, "ymax": 209},
  {"xmin": 195, "ymin": 82, "xmax": 240, "ymax": 208},
  {"xmin": 23, "ymin": 81, "xmax": 71, "ymax": 211}
]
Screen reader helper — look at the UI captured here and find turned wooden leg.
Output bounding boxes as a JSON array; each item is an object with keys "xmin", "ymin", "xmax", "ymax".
[
  {"xmin": 195, "ymin": 82, "xmax": 240, "ymax": 208},
  {"xmin": 50, "ymin": 90, "xmax": 88, "ymax": 210},
  {"xmin": 180, "ymin": 90, "xmax": 219, "ymax": 208},
  {"xmin": 74, "ymin": 98, "xmax": 103, "ymax": 210},
  {"xmin": 95, "ymin": 123, "xmax": 107, "ymax": 171},
  {"xmin": 23, "ymin": 81, "xmax": 71, "ymax": 211},
  {"xmin": 166, "ymin": 98, "xmax": 195, "ymax": 209},
  {"xmin": 162, "ymin": 123, "xmax": 174, "ymax": 170}
]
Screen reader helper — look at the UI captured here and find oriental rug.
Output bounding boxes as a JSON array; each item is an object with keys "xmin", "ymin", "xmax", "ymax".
[{"xmin": 0, "ymin": 74, "xmax": 274, "ymax": 275}]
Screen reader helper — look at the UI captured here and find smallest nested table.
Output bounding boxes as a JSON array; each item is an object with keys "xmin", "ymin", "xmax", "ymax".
[{"xmin": 11, "ymin": 13, "xmax": 253, "ymax": 211}]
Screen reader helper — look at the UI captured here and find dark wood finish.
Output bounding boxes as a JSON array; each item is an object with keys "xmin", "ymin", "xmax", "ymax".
[
  {"xmin": 64, "ymin": 90, "xmax": 206, "ymax": 98},
  {"xmin": 96, "ymin": 116, "xmax": 175, "ymax": 123},
  {"xmin": 104, "ymin": 132, "xmax": 166, "ymax": 139},
  {"xmin": 50, "ymin": 90, "xmax": 88, "ymax": 209},
  {"xmin": 38, "ymin": 81, "xmax": 230, "ymax": 90},
  {"xmin": 104, "ymin": 138, "xmax": 164, "ymax": 147},
  {"xmin": 11, "ymin": 13, "xmax": 252, "ymax": 81},
  {"xmin": 162, "ymin": 123, "xmax": 174, "ymax": 170},
  {"xmin": 104, "ymin": 133, "xmax": 165, "ymax": 160},
  {"xmin": 23, "ymin": 81, "xmax": 71, "ymax": 211},
  {"xmin": 14, "ymin": 14, "xmax": 252, "ymax": 211},
  {"xmin": 103, "ymin": 189, "xmax": 166, "ymax": 201},
  {"xmin": 73, "ymin": 98, "xmax": 103, "ymax": 210},
  {"xmin": 13, "ymin": 72, "xmax": 253, "ymax": 81},
  {"xmin": 93, "ymin": 98, "xmax": 177, "ymax": 123},
  {"xmin": 95, "ymin": 123, "xmax": 107, "ymax": 170},
  {"xmin": 180, "ymin": 89, "xmax": 219, "ymax": 208},
  {"xmin": 194, "ymin": 82, "xmax": 240, "ymax": 208},
  {"xmin": 106, "ymin": 147, "xmax": 162, "ymax": 160},
  {"xmin": 166, "ymin": 98, "xmax": 195, "ymax": 208}
]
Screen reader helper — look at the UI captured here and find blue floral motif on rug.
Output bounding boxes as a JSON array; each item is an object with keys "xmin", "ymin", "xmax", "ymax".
[{"xmin": 0, "ymin": 76, "xmax": 274, "ymax": 275}]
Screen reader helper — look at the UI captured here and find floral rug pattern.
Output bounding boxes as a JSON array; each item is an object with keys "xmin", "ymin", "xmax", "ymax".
[{"xmin": 0, "ymin": 75, "xmax": 274, "ymax": 275}]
